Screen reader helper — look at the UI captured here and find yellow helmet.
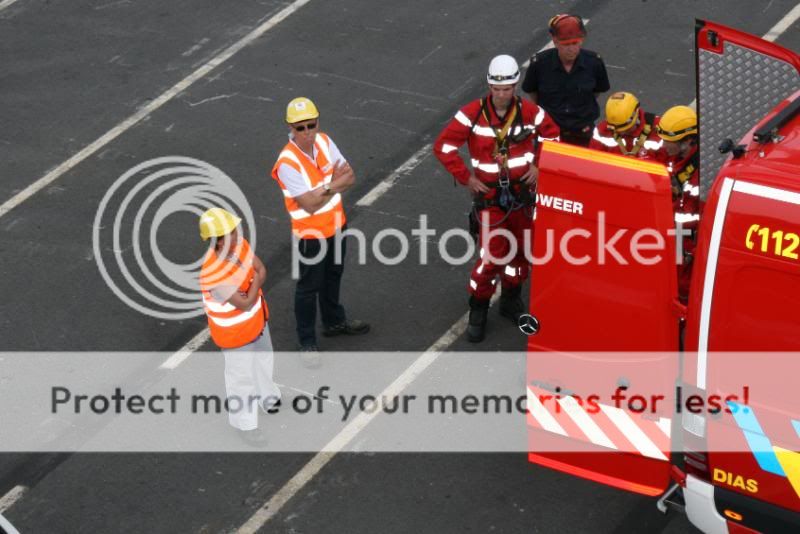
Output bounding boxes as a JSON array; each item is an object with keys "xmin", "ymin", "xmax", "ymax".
[
  {"xmin": 286, "ymin": 97, "xmax": 319, "ymax": 124},
  {"xmin": 657, "ymin": 105, "xmax": 698, "ymax": 141},
  {"xmin": 199, "ymin": 207, "xmax": 241, "ymax": 241},
  {"xmin": 605, "ymin": 92, "xmax": 640, "ymax": 133}
]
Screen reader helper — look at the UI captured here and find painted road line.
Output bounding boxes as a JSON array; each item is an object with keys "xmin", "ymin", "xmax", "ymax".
[
  {"xmin": 0, "ymin": 0, "xmax": 313, "ymax": 220},
  {"xmin": 0, "ymin": 512, "xmax": 20, "ymax": 534},
  {"xmin": 237, "ymin": 292, "xmax": 499, "ymax": 533},
  {"xmin": 0, "ymin": 485, "xmax": 26, "ymax": 514},
  {"xmin": 238, "ymin": 314, "xmax": 469, "ymax": 533},
  {"xmin": 159, "ymin": 328, "xmax": 211, "ymax": 369},
  {"xmin": 764, "ymin": 2, "xmax": 800, "ymax": 42},
  {"xmin": 356, "ymin": 144, "xmax": 432, "ymax": 207},
  {"xmin": 0, "ymin": 0, "xmax": 21, "ymax": 14}
]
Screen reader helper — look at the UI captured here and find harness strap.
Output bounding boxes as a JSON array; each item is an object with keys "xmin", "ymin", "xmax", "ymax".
[
  {"xmin": 481, "ymin": 99, "xmax": 518, "ymax": 143},
  {"xmin": 481, "ymin": 97, "xmax": 521, "ymax": 174},
  {"xmin": 614, "ymin": 119, "xmax": 653, "ymax": 156},
  {"xmin": 482, "ymin": 177, "xmax": 527, "ymax": 188},
  {"xmin": 676, "ymin": 155, "xmax": 698, "ymax": 184}
]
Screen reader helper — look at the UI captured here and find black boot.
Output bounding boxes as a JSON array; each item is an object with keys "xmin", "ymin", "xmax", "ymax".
[
  {"xmin": 499, "ymin": 285, "xmax": 525, "ymax": 324},
  {"xmin": 467, "ymin": 296, "xmax": 489, "ymax": 343}
]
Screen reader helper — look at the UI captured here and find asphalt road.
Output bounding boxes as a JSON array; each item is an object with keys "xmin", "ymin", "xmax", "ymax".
[{"xmin": 1, "ymin": 0, "xmax": 799, "ymax": 532}]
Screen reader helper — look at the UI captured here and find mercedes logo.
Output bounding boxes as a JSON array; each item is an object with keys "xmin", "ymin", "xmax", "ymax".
[{"xmin": 518, "ymin": 314, "xmax": 540, "ymax": 336}]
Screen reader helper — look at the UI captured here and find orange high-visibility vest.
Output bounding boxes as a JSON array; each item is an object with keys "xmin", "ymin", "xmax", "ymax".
[
  {"xmin": 200, "ymin": 238, "xmax": 268, "ymax": 349},
  {"xmin": 271, "ymin": 133, "xmax": 346, "ymax": 238}
]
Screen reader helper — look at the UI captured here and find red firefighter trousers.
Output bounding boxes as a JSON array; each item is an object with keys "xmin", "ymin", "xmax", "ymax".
[{"xmin": 469, "ymin": 206, "xmax": 533, "ymax": 300}]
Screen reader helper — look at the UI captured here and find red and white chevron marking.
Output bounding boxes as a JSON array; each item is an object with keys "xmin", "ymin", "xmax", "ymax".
[{"xmin": 527, "ymin": 386, "xmax": 671, "ymax": 461}]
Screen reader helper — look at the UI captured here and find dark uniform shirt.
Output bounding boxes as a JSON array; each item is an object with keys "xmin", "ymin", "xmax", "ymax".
[{"xmin": 522, "ymin": 48, "xmax": 610, "ymax": 132}]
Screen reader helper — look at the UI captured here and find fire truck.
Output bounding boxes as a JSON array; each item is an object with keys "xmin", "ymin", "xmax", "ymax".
[{"xmin": 523, "ymin": 20, "xmax": 800, "ymax": 533}]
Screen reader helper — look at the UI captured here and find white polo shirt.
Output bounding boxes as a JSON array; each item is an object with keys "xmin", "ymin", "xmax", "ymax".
[{"xmin": 276, "ymin": 134, "xmax": 346, "ymax": 198}]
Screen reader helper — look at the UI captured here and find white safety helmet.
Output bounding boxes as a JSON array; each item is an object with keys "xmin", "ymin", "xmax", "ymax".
[{"xmin": 487, "ymin": 55, "xmax": 520, "ymax": 85}]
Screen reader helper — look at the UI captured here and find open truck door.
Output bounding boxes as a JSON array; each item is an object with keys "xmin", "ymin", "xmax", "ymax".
[
  {"xmin": 525, "ymin": 142, "xmax": 679, "ymax": 496},
  {"xmin": 679, "ymin": 20, "xmax": 800, "ymax": 533}
]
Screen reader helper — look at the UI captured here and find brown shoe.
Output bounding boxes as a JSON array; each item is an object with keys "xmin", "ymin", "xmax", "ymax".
[{"xmin": 323, "ymin": 319, "xmax": 371, "ymax": 337}]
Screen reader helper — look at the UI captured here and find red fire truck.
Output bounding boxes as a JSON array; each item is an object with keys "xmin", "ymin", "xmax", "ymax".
[{"xmin": 524, "ymin": 21, "xmax": 800, "ymax": 533}]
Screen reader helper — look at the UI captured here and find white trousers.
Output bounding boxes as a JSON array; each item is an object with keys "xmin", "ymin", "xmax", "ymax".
[{"xmin": 222, "ymin": 326, "xmax": 281, "ymax": 431}]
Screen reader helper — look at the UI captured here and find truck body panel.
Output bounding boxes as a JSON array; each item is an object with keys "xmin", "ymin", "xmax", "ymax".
[{"xmin": 526, "ymin": 19, "xmax": 800, "ymax": 533}]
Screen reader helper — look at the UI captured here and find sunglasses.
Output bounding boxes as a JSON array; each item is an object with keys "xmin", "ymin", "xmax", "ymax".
[{"xmin": 293, "ymin": 121, "xmax": 318, "ymax": 132}]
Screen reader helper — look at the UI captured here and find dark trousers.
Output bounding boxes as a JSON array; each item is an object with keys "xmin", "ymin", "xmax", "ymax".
[
  {"xmin": 560, "ymin": 127, "xmax": 593, "ymax": 147},
  {"xmin": 295, "ymin": 232, "xmax": 347, "ymax": 346}
]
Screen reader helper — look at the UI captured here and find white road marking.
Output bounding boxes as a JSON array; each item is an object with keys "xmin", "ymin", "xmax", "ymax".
[
  {"xmin": 186, "ymin": 93, "xmax": 239, "ymax": 107},
  {"xmin": 0, "ymin": 513, "xmax": 20, "ymax": 534},
  {"xmin": 763, "ymin": 2, "xmax": 800, "ymax": 42},
  {"xmin": 238, "ymin": 295, "xmax": 497, "ymax": 532},
  {"xmin": 181, "ymin": 37, "xmax": 211, "ymax": 57},
  {"xmin": 418, "ymin": 45, "xmax": 442, "ymax": 65},
  {"xmin": 237, "ymin": 291, "xmax": 499, "ymax": 532},
  {"xmin": 356, "ymin": 144, "xmax": 431, "ymax": 207},
  {"xmin": 159, "ymin": 329, "xmax": 211, "ymax": 369},
  {"xmin": 94, "ymin": 0, "xmax": 131, "ymax": 10},
  {"xmin": 0, "ymin": 0, "xmax": 314, "ymax": 220},
  {"xmin": 0, "ymin": 485, "xmax": 27, "ymax": 514},
  {"xmin": 0, "ymin": 0, "xmax": 21, "ymax": 13},
  {"xmin": 275, "ymin": 383, "xmax": 341, "ymax": 406}
]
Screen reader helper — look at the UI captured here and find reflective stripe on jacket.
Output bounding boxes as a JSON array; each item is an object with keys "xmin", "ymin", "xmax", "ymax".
[
  {"xmin": 589, "ymin": 114, "xmax": 666, "ymax": 162},
  {"xmin": 271, "ymin": 133, "xmax": 346, "ymax": 238},
  {"xmin": 200, "ymin": 238, "xmax": 268, "ymax": 349},
  {"xmin": 433, "ymin": 95, "xmax": 560, "ymax": 191},
  {"xmin": 667, "ymin": 147, "xmax": 702, "ymax": 228}
]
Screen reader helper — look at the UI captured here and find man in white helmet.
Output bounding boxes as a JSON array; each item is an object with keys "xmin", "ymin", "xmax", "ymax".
[{"xmin": 433, "ymin": 54, "xmax": 559, "ymax": 343}]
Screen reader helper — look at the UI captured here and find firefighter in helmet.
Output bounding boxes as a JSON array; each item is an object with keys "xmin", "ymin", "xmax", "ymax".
[
  {"xmin": 657, "ymin": 105, "xmax": 701, "ymax": 302},
  {"xmin": 433, "ymin": 54, "xmax": 560, "ymax": 342},
  {"xmin": 590, "ymin": 92, "xmax": 666, "ymax": 161}
]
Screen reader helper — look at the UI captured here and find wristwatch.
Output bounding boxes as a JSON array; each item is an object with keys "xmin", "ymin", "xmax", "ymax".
[{"xmin": 323, "ymin": 183, "xmax": 332, "ymax": 194}]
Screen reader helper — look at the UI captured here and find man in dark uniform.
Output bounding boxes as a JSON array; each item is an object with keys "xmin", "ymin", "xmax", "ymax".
[{"xmin": 522, "ymin": 14, "xmax": 610, "ymax": 146}]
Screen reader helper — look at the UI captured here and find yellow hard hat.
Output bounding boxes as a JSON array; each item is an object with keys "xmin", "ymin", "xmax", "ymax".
[
  {"xmin": 286, "ymin": 97, "xmax": 319, "ymax": 124},
  {"xmin": 657, "ymin": 105, "xmax": 698, "ymax": 141},
  {"xmin": 605, "ymin": 92, "xmax": 640, "ymax": 133},
  {"xmin": 199, "ymin": 207, "xmax": 241, "ymax": 241}
]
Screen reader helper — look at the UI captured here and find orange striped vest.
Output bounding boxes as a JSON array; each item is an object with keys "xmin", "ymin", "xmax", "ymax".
[
  {"xmin": 199, "ymin": 238, "xmax": 268, "ymax": 349},
  {"xmin": 271, "ymin": 133, "xmax": 346, "ymax": 238}
]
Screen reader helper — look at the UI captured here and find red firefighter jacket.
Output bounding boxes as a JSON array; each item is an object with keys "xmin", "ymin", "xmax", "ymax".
[
  {"xmin": 433, "ymin": 95, "xmax": 559, "ymax": 198},
  {"xmin": 590, "ymin": 109, "xmax": 667, "ymax": 162},
  {"xmin": 667, "ymin": 144, "xmax": 702, "ymax": 228}
]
